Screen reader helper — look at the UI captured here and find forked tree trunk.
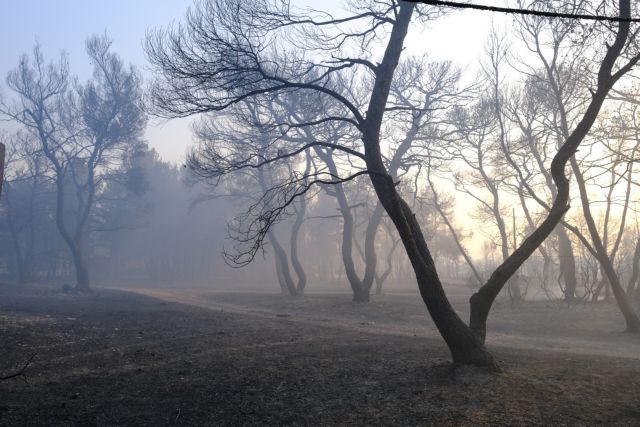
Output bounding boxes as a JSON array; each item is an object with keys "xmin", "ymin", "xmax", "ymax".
[
  {"xmin": 361, "ymin": 2, "xmax": 496, "ymax": 367},
  {"xmin": 376, "ymin": 183, "xmax": 497, "ymax": 366}
]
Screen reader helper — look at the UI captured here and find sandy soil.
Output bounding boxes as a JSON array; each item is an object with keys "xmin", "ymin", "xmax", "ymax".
[{"xmin": 1, "ymin": 284, "xmax": 640, "ymax": 426}]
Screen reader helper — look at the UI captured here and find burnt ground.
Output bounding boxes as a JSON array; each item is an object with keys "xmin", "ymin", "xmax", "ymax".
[{"xmin": 1, "ymin": 284, "xmax": 640, "ymax": 426}]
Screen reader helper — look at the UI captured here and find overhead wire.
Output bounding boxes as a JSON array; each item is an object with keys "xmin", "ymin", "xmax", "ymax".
[{"xmin": 403, "ymin": 0, "xmax": 640, "ymax": 23}]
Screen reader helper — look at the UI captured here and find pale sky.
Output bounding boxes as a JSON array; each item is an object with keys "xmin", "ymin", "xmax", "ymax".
[{"xmin": 0, "ymin": 0, "xmax": 509, "ymax": 163}]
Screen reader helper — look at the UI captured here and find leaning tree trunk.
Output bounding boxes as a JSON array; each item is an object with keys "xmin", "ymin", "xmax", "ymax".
[{"xmin": 360, "ymin": 2, "xmax": 496, "ymax": 367}]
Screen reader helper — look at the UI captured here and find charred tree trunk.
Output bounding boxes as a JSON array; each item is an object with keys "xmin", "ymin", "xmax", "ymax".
[
  {"xmin": 373, "ymin": 179, "xmax": 497, "ymax": 366},
  {"xmin": 361, "ymin": 2, "xmax": 496, "ymax": 367}
]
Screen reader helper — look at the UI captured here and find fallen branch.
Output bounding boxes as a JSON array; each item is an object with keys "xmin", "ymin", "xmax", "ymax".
[{"xmin": 0, "ymin": 354, "xmax": 35, "ymax": 380}]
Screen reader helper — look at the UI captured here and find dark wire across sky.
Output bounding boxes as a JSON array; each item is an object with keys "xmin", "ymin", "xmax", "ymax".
[{"xmin": 404, "ymin": 0, "xmax": 640, "ymax": 23}]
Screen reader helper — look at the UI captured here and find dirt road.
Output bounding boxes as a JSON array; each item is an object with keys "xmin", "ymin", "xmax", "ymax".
[{"xmin": 126, "ymin": 287, "xmax": 640, "ymax": 360}]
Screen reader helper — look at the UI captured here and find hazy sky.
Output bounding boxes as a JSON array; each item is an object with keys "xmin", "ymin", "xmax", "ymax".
[{"xmin": 0, "ymin": 0, "xmax": 507, "ymax": 162}]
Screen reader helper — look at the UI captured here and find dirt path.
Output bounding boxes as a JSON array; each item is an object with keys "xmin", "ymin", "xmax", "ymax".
[{"xmin": 124, "ymin": 287, "xmax": 640, "ymax": 360}]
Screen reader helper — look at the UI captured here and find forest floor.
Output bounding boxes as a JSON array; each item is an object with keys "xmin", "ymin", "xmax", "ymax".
[{"xmin": 1, "ymin": 284, "xmax": 640, "ymax": 426}]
